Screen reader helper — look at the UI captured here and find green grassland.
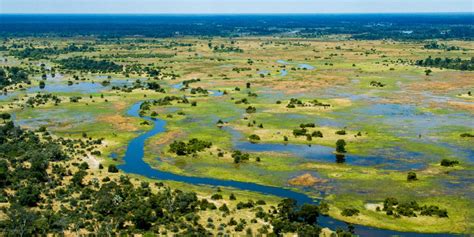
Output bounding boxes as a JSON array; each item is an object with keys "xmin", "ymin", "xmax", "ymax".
[{"xmin": 1, "ymin": 37, "xmax": 473, "ymax": 234}]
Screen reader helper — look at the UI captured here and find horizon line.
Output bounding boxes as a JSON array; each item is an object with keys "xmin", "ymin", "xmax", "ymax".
[{"xmin": 1, "ymin": 12, "xmax": 473, "ymax": 15}]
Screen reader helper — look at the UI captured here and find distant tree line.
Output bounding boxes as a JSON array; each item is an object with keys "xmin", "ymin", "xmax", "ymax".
[
  {"xmin": 10, "ymin": 44, "xmax": 95, "ymax": 60},
  {"xmin": 423, "ymin": 41, "xmax": 460, "ymax": 51},
  {"xmin": 1, "ymin": 14, "xmax": 472, "ymax": 40},
  {"xmin": 57, "ymin": 57, "xmax": 123, "ymax": 73},
  {"xmin": 415, "ymin": 56, "xmax": 474, "ymax": 71}
]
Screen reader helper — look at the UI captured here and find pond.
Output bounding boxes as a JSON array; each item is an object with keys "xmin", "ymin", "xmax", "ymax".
[
  {"xmin": 0, "ymin": 79, "xmax": 134, "ymax": 100},
  {"xmin": 277, "ymin": 60, "xmax": 315, "ymax": 70},
  {"xmin": 223, "ymin": 126, "xmax": 426, "ymax": 171},
  {"xmin": 172, "ymin": 82, "xmax": 224, "ymax": 97}
]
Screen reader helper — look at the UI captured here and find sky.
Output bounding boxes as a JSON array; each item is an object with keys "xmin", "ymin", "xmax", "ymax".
[{"xmin": 0, "ymin": 0, "xmax": 473, "ymax": 14}]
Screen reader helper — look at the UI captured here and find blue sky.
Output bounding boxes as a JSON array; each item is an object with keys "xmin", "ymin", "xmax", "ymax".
[{"xmin": 0, "ymin": 0, "xmax": 472, "ymax": 14}]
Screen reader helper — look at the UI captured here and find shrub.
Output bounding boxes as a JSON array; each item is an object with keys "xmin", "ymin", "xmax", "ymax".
[
  {"xmin": 460, "ymin": 133, "xmax": 474, "ymax": 137},
  {"xmin": 248, "ymin": 134, "xmax": 261, "ymax": 142},
  {"xmin": 211, "ymin": 193, "xmax": 223, "ymax": 200},
  {"xmin": 108, "ymin": 164, "xmax": 119, "ymax": 173},
  {"xmin": 407, "ymin": 172, "xmax": 417, "ymax": 181},
  {"xmin": 336, "ymin": 139, "xmax": 347, "ymax": 153},
  {"xmin": 245, "ymin": 106, "xmax": 256, "ymax": 113},
  {"xmin": 341, "ymin": 208, "xmax": 359, "ymax": 217},
  {"xmin": 311, "ymin": 131, "xmax": 323, "ymax": 138},
  {"xmin": 440, "ymin": 159, "xmax": 459, "ymax": 167}
]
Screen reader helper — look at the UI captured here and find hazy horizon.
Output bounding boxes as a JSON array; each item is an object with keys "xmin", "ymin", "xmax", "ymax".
[{"xmin": 1, "ymin": 0, "xmax": 473, "ymax": 14}]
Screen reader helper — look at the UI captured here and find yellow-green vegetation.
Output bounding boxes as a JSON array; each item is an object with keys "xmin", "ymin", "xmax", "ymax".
[{"xmin": 1, "ymin": 36, "xmax": 473, "ymax": 235}]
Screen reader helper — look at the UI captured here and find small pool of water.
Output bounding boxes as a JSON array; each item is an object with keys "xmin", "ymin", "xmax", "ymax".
[
  {"xmin": 1, "ymin": 80, "xmax": 133, "ymax": 100},
  {"xmin": 172, "ymin": 83, "xmax": 223, "ymax": 97},
  {"xmin": 14, "ymin": 109, "xmax": 95, "ymax": 129},
  {"xmin": 28, "ymin": 79, "xmax": 132, "ymax": 94},
  {"xmin": 299, "ymin": 64, "xmax": 315, "ymax": 70},
  {"xmin": 172, "ymin": 82, "xmax": 184, "ymax": 90},
  {"xmin": 277, "ymin": 60, "xmax": 315, "ymax": 70}
]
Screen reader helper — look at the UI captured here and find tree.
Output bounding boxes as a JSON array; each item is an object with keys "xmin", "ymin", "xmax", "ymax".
[
  {"xmin": 108, "ymin": 164, "xmax": 119, "ymax": 173},
  {"xmin": 278, "ymin": 198, "xmax": 298, "ymax": 221},
  {"xmin": 130, "ymin": 204, "xmax": 156, "ymax": 230},
  {"xmin": 245, "ymin": 106, "xmax": 256, "ymax": 113},
  {"xmin": 71, "ymin": 170, "xmax": 87, "ymax": 186},
  {"xmin": 341, "ymin": 208, "xmax": 359, "ymax": 216},
  {"xmin": 0, "ymin": 112, "xmax": 11, "ymax": 122},
  {"xmin": 425, "ymin": 69, "xmax": 432, "ymax": 76},
  {"xmin": 298, "ymin": 204, "xmax": 319, "ymax": 224},
  {"xmin": 232, "ymin": 150, "xmax": 250, "ymax": 164},
  {"xmin": 407, "ymin": 172, "xmax": 417, "ymax": 181},
  {"xmin": 440, "ymin": 159, "xmax": 459, "ymax": 167},
  {"xmin": 311, "ymin": 131, "xmax": 323, "ymax": 138},
  {"xmin": 336, "ymin": 139, "xmax": 347, "ymax": 153},
  {"xmin": 16, "ymin": 184, "xmax": 41, "ymax": 207},
  {"xmin": 2, "ymin": 205, "xmax": 39, "ymax": 236},
  {"xmin": 248, "ymin": 134, "xmax": 260, "ymax": 142}
]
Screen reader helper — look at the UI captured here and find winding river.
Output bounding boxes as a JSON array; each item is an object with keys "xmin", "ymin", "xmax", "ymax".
[{"xmin": 117, "ymin": 101, "xmax": 456, "ymax": 237}]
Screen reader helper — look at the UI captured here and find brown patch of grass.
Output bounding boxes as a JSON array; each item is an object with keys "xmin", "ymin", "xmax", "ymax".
[
  {"xmin": 447, "ymin": 101, "xmax": 474, "ymax": 113},
  {"xmin": 153, "ymin": 130, "xmax": 184, "ymax": 146},
  {"xmin": 260, "ymin": 76, "xmax": 349, "ymax": 94},
  {"xmin": 98, "ymin": 114, "xmax": 138, "ymax": 131},
  {"xmin": 288, "ymin": 173, "xmax": 327, "ymax": 186},
  {"xmin": 406, "ymin": 72, "xmax": 474, "ymax": 93},
  {"xmin": 112, "ymin": 101, "xmax": 128, "ymax": 111}
]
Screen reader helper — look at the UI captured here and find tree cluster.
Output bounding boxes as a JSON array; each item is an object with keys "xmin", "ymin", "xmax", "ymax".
[{"xmin": 169, "ymin": 138, "xmax": 212, "ymax": 156}]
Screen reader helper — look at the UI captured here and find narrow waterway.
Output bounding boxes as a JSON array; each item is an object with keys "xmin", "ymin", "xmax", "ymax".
[{"xmin": 117, "ymin": 101, "xmax": 457, "ymax": 237}]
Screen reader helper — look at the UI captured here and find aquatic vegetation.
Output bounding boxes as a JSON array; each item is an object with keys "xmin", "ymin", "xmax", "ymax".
[{"xmin": 1, "ymin": 33, "xmax": 472, "ymax": 235}]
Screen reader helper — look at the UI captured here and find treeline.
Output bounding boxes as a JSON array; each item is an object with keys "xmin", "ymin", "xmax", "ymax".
[
  {"xmin": 57, "ymin": 57, "xmax": 123, "ymax": 73},
  {"xmin": 349, "ymin": 26, "xmax": 472, "ymax": 40},
  {"xmin": 98, "ymin": 53, "xmax": 175, "ymax": 59},
  {"xmin": 0, "ymin": 66, "xmax": 30, "ymax": 90},
  {"xmin": 423, "ymin": 41, "xmax": 460, "ymax": 51},
  {"xmin": 9, "ymin": 44, "xmax": 95, "ymax": 60},
  {"xmin": 212, "ymin": 45, "xmax": 244, "ymax": 53},
  {"xmin": 415, "ymin": 56, "xmax": 474, "ymax": 71},
  {"xmin": 1, "ymin": 14, "xmax": 472, "ymax": 40},
  {"xmin": 381, "ymin": 197, "xmax": 448, "ymax": 218},
  {"xmin": 25, "ymin": 93, "xmax": 62, "ymax": 107}
]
